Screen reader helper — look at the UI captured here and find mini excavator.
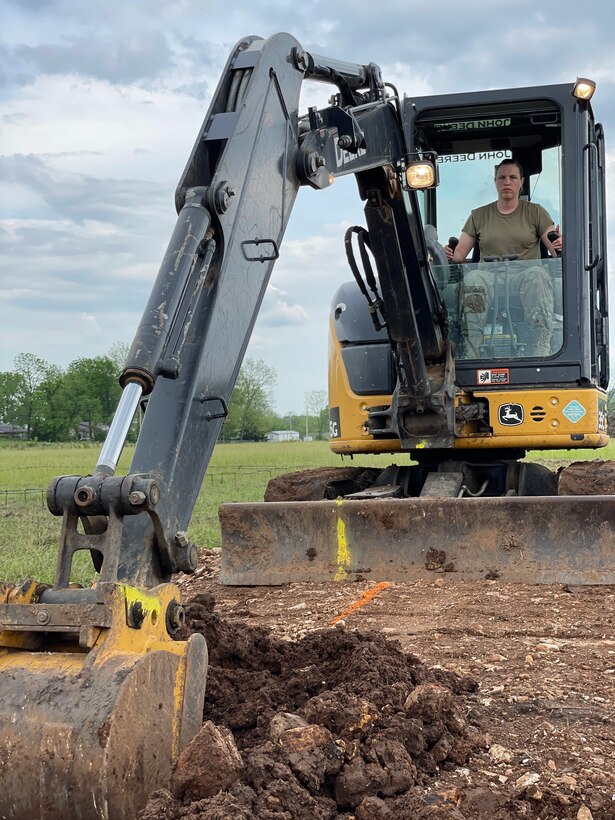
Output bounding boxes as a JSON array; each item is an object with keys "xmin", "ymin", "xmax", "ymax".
[{"xmin": 0, "ymin": 34, "xmax": 611, "ymax": 819}]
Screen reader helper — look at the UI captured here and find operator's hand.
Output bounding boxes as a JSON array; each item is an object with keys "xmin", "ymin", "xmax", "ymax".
[
  {"xmin": 546, "ymin": 224, "xmax": 563, "ymax": 256},
  {"xmin": 444, "ymin": 236, "xmax": 459, "ymax": 260},
  {"xmin": 551, "ymin": 225, "xmax": 563, "ymax": 254}
]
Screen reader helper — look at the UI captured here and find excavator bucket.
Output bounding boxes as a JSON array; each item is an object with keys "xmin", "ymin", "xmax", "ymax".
[
  {"xmin": 0, "ymin": 580, "xmax": 207, "ymax": 820},
  {"xmin": 219, "ymin": 495, "xmax": 615, "ymax": 585}
]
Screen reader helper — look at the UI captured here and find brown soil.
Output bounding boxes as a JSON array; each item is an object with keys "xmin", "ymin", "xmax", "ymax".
[{"xmin": 141, "ymin": 551, "xmax": 615, "ymax": 820}]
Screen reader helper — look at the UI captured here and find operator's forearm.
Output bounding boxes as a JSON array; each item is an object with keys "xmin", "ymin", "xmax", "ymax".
[{"xmin": 452, "ymin": 232, "xmax": 476, "ymax": 262}]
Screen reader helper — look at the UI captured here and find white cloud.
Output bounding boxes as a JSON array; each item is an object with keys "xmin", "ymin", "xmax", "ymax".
[
  {"xmin": 259, "ymin": 298, "xmax": 309, "ymax": 327},
  {"xmin": 2, "ymin": 0, "xmax": 615, "ymax": 413},
  {"xmin": 1, "ymin": 75, "xmax": 205, "ymax": 183}
]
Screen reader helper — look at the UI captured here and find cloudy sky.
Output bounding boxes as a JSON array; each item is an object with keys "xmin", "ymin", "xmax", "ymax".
[{"xmin": 2, "ymin": 0, "xmax": 615, "ymax": 413}]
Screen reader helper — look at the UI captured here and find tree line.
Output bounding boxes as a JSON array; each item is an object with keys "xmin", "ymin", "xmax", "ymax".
[{"xmin": 0, "ymin": 349, "xmax": 329, "ymax": 443}]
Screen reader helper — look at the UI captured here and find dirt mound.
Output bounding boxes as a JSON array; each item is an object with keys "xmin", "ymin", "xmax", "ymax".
[
  {"xmin": 557, "ymin": 459, "xmax": 615, "ymax": 495},
  {"xmin": 140, "ymin": 594, "xmax": 485, "ymax": 819},
  {"xmin": 264, "ymin": 466, "xmax": 381, "ymax": 501}
]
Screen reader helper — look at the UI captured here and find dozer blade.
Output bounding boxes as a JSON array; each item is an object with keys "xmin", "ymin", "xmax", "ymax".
[
  {"xmin": 0, "ymin": 582, "xmax": 207, "ymax": 820},
  {"xmin": 219, "ymin": 496, "xmax": 615, "ymax": 585}
]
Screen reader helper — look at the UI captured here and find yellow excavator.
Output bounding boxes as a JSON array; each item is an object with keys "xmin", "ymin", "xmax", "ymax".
[{"xmin": 0, "ymin": 33, "xmax": 611, "ymax": 818}]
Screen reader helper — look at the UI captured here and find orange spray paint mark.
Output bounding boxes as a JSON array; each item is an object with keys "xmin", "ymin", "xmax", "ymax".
[{"xmin": 329, "ymin": 582, "xmax": 391, "ymax": 626}]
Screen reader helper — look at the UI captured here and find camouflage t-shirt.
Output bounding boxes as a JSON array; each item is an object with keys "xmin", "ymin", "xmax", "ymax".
[{"xmin": 461, "ymin": 200, "xmax": 553, "ymax": 261}]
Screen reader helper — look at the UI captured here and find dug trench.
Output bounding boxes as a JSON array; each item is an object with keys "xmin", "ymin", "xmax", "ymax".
[{"xmin": 140, "ymin": 551, "xmax": 615, "ymax": 820}]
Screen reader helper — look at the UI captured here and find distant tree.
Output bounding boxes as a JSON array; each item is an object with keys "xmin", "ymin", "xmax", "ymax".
[
  {"xmin": 63, "ymin": 356, "xmax": 122, "ymax": 440},
  {"xmin": 304, "ymin": 389, "xmax": 328, "ymax": 439},
  {"xmin": 31, "ymin": 365, "xmax": 71, "ymax": 441},
  {"xmin": 0, "ymin": 371, "xmax": 25, "ymax": 425},
  {"xmin": 4, "ymin": 352, "xmax": 124, "ymax": 441},
  {"xmin": 225, "ymin": 358, "xmax": 277, "ymax": 441},
  {"xmin": 106, "ymin": 341, "xmax": 130, "ymax": 372},
  {"xmin": 13, "ymin": 353, "xmax": 53, "ymax": 437}
]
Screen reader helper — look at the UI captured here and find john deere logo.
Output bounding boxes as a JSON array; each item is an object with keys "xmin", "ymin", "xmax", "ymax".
[{"xmin": 498, "ymin": 403, "xmax": 524, "ymax": 426}]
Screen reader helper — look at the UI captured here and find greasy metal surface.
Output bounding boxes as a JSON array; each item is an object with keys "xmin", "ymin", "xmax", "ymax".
[
  {"xmin": 0, "ymin": 581, "xmax": 208, "ymax": 820},
  {"xmin": 0, "ymin": 602, "xmax": 111, "ymax": 630},
  {"xmin": 120, "ymin": 33, "xmax": 307, "ymax": 587},
  {"xmin": 219, "ymin": 496, "xmax": 615, "ymax": 585},
  {"xmin": 0, "ymin": 635, "xmax": 207, "ymax": 819}
]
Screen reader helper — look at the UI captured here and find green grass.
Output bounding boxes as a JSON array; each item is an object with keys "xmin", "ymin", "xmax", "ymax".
[
  {"xmin": 0, "ymin": 441, "xmax": 381, "ymax": 585},
  {"xmin": 1, "ymin": 439, "xmax": 612, "ymax": 586}
]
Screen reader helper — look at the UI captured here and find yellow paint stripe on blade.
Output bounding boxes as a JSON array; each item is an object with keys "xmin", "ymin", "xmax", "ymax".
[{"xmin": 335, "ymin": 499, "xmax": 351, "ymax": 581}]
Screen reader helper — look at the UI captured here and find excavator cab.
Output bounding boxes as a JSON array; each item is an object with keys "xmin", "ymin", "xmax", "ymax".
[
  {"xmin": 328, "ymin": 81, "xmax": 609, "ymax": 456},
  {"xmin": 409, "ymin": 84, "xmax": 607, "ymax": 374}
]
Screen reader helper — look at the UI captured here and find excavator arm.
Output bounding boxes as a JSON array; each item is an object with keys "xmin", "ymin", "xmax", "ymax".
[
  {"xmin": 53, "ymin": 32, "xmax": 451, "ymax": 593},
  {"xmin": 0, "ymin": 33, "xmax": 450, "ymax": 819}
]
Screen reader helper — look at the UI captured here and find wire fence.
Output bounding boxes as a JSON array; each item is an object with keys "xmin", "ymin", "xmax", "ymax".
[
  {"xmin": 0, "ymin": 465, "xmax": 306, "ymax": 508},
  {"xmin": 203, "ymin": 466, "xmax": 297, "ymax": 483},
  {"xmin": 0, "ymin": 488, "xmax": 46, "ymax": 508}
]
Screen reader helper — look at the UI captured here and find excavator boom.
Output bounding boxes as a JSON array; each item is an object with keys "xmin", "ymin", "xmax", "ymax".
[{"xmin": 0, "ymin": 33, "xmax": 309, "ymax": 819}]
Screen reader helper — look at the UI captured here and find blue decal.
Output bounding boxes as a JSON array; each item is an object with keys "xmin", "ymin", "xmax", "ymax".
[{"xmin": 562, "ymin": 400, "xmax": 586, "ymax": 424}]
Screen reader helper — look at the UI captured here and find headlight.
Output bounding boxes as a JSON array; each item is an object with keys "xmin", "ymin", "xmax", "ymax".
[
  {"xmin": 572, "ymin": 78, "xmax": 596, "ymax": 101},
  {"xmin": 405, "ymin": 161, "xmax": 436, "ymax": 190}
]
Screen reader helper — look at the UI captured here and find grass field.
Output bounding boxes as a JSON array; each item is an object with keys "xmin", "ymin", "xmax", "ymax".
[{"xmin": 1, "ymin": 439, "xmax": 613, "ymax": 586}]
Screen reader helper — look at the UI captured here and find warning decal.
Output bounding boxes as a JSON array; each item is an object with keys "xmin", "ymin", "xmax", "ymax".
[{"xmin": 476, "ymin": 368, "xmax": 509, "ymax": 385}]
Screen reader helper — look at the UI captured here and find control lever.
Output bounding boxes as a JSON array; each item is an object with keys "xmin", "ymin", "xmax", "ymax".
[
  {"xmin": 446, "ymin": 237, "xmax": 462, "ymax": 283},
  {"xmin": 547, "ymin": 230, "xmax": 561, "ymax": 257}
]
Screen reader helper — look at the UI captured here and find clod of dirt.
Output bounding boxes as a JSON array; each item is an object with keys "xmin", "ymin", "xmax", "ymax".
[
  {"xmin": 171, "ymin": 721, "xmax": 244, "ymax": 801},
  {"xmin": 278, "ymin": 724, "xmax": 344, "ymax": 791},
  {"xmin": 140, "ymin": 596, "xmax": 484, "ymax": 819}
]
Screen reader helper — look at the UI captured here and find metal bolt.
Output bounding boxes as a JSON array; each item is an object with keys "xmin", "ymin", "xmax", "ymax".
[
  {"xmin": 305, "ymin": 151, "xmax": 325, "ymax": 176},
  {"xmin": 175, "ymin": 539, "xmax": 199, "ymax": 574},
  {"xmin": 292, "ymin": 46, "xmax": 308, "ymax": 72},
  {"xmin": 166, "ymin": 601, "xmax": 185, "ymax": 634},
  {"xmin": 128, "ymin": 490, "xmax": 146, "ymax": 506},
  {"xmin": 338, "ymin": 136, "xmax": 353, "ymax": 149},
  {"xmin": 74, "ymin": 485, "xmax": 95, "ymax": 507},
  {"xmin": 214, "ymin": 183, "xmax": 236, "ymax": 215},
  {"xmin": 149, "ymin": 483, "xmax": 160, "ymax": 506},
  {"xmin": 36, "ymin": 609, "xmax": 50, "ymax": 626},
  {"xmin": 175, "ymin": 531, "xmax": 189, "ymax": 548}
]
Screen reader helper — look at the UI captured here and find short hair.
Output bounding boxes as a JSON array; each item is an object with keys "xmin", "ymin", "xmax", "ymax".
[{"xmin": 495, "ymin": 158, "xmax": 524, "ymax": 179}]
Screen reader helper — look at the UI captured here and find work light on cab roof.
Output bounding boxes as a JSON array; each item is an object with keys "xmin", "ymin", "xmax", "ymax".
[{"xmin": 572, "ymin": 77, "xmax": 596, "ymax": 101}]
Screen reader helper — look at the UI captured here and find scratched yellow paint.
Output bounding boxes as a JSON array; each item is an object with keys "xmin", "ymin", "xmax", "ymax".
[
  {"xmin": 334, "ymin": 499, "xmax": 351, "ymax": 581},
  {"xmin": 121, "ymin": 584, "xmax": 160, "ymax": 622}
]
